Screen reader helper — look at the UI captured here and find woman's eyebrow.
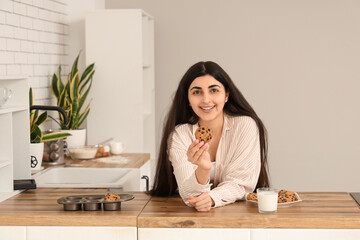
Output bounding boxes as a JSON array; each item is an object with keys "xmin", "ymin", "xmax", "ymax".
[
  {"xmin": 209, "ymin": 84, "xmax": 221, "ymax": 88},
  {"xmin": 190, "ymin": 86, "xmax": 202, "ymax": 91}
]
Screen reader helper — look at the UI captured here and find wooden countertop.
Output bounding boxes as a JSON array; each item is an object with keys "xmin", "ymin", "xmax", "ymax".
[
  {"xmin": 1, "ymin": 190, "xmax": 359, "ymax": 228},
  {"xmin": 46, "ymin": 153, "xmax": 150, "ymax": 169},
  {"xmin": 0, "ymin": 188, "xmax": 150, "ymax": 226},
  {"xmin": 138, "ymin": 192, "xmax": 360, "ymax": 229}
]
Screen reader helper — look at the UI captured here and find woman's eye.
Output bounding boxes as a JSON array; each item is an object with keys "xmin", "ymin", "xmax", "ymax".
[
  {"xmin": 193, "ymin": 90, "xmax": 201, "ymax": 95},
  {"xmin": 210, "ymin": 88, "xmax": 219, "ymax": 93}
]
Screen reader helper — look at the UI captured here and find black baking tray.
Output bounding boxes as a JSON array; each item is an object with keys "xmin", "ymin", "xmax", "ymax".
[{"xmin": 57, "ymin": 194, "xmax": 134, "ymax": 211}]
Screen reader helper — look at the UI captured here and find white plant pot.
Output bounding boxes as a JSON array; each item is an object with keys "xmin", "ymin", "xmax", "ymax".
[
  {"xmin": 30, "ymin": 142, "xmax": 44, "ymax": 170},
  {"xmin": 62, "ymin": 129, "xmax": 86, "ymax": 148}
]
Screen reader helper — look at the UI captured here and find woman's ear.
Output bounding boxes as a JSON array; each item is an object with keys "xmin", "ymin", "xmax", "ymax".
[{"xmin": 225, "ymin": 92, "xmax": 229, "ymax": 102}]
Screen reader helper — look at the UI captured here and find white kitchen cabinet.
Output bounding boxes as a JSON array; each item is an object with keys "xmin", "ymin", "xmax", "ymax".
[
  {"xmin": 138, "ymin": 228, "xmax": 250, "ymax": 240},
  {"xmin": 251, "ymin": 229, "xmax": 360, "ymax": 240},
  {"xmin": 27, "ymin": 226, "xmax": 136, "ymax": 240},
  {"xmin": 117, "ymin": 160, "xmax": 151, "ymax": 192},
  {"xmin": 85, "ymin": 9, "xmax": 156, "ymax": 182},
  {"xmin": 0, "ymin": 76, "xmax": 30, "ymax": 202},
  {"xmin": 0, "ymin": 226, "xmax": 26, "ymax": 240}
]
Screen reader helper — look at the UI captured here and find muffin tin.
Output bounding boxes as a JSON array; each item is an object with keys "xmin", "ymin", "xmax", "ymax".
[{"xmin": 57, "ymin": 194, "xmax": 134, "ymax": 211}]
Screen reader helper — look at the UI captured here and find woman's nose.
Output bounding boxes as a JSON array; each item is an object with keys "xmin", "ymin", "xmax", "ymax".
[{"xmin": 202, "ymin": 92, "xmax": 211, "ymax": 103}]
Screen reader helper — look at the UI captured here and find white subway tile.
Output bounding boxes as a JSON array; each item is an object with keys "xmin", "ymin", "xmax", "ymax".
[
  {"xmin": 48, "ymin": 64, "xmax": 58, "ymax": 74},
  {"xmin": 38, "ymin": 87, "xmax": 49, "ymax": 99},
  {"xmin": 39, "ymin": 76, "xmax": 50, "ymax": 87},
  {"xmin": 14, "ymin": 52, "xmax": 28, "ymax": 64},
  {"xmin": 63, "ymin": 25, "xmax": 68, "ymax": 34},
  {"xmin": 34, "ymin": 65, "xmax": 50, "ymax": 76},
  {"xmin": 20, "ymin": 0, "xmax": 33, "ymax": 5},
  {"xmin": 29, "ymin": 76, "xmax": 40, "ymax": 88},
  {"xmin": 42, "ymin": 42, "xmax": 54, "ymax": 54},
  {"xmin": 51, "ymin": 54, "xmax": 61, "ymax": 65},
  {"xmin": 21, "ymin": 40, "xmax": 33, "ymax": 52},
  {"xmin": 49, "ymin": 1, "xmax": 66, "ymax": 14},
  {"xmin": 28, "ymin": 30, "xmax": 39, "ymax": 41},
  {"xmin": 20, "ymin": 16, "xmax": 33, "ymax": 29},
  {"xmin": 14, "ymin": 2, "xmax": 27, "ymax": 15},
  {"xmin": 6, "ymin": 39, "xmax": 21, "ymax": 51},
  {"xmin": 6, "ymin": 12, "xmax": 20, "ymax": 26},
  {"xmin": 38, "ymin": 9, "xmax": 49, "ymax": 21},
  {"xmin": 62, "ymin": 44, "xmax": 67, "ymax": 55},
  {"xmin": 0, "ymin": 38, "xmax": 5, "ymax": 50},
  {"xmin": 14, "ymin": 27, "xmax": 28, "ymax": 40},
  {"xmin": 7, "ymin": 64, "xmax": 21, "ymax": 75},
  {"xmin": 21, "ymin": 64, "xmax": 33, "ymax": 76},
  {"xmin": 27, "ymin": 5, "xmax": 39, "ymax": 18},
  {"xmin": 0, "ymin": 11, "xmax": 5, "ymax": 24},
  {"xmin": 33, "ymin": 42, "xmax": 45, "ymax": 53},
  {"xmin": 0, "ymin": 24, "xmax": 14, "ymax": 38},
  {"xmin": 39, "ymin": 31, "xmax": 51, "ymax": 43},
  {"xmin": 49, "ymin": 22, "xmax": 62, "ymax": 34},
  {"xmin": 58, "ymin": 13, "xmax": 68, "ymax": 24},
  {"xmin": 28, "ymin": 53, "xmax": 39, "ymax": 64},
  {"xmin": 0, "ymin": 65, "xmax": 6, "ymax": 75},
  {"xmin": 60, "ymin": 55, "xmax": 67, "ymax": 65},
  {"xmin": 55, "ymin": 0, "xmax": 68, "ymax": 5},
  {"xmin": 32, "ymin": 88, "xmax": 41, "ymax": 100},
  {"xmin": 0, "ymin": 51, "xmax": 14, "ymax": 64},
  {"xmin": 33, "ymin": 19, "xmax": 44, "ymax": 31},
  {"xmin": 0, "ymin": 0, "xmax": 13, "ymax": 12},
  {"xmin": 39, "ymin": 54, "xmax": 50, "ymax": 64},
  {"xmin": 31, "ymin": 0, "xmax": 44, "ymax": 8}
]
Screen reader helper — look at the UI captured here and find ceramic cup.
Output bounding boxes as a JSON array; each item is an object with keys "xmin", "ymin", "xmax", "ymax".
[
  {"xmin": 110, "ymin": 141, "xmax": 124, "ymax": 155},
  {"xmin": 0, "ymin": 87, "xmax": 12, "ymax": 108},
  {"xmin": 257, "ymin": 188, "xmax": 278, "ymax": 213}
]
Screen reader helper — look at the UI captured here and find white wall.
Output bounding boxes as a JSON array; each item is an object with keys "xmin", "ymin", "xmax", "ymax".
[
  {"xmin": 0, "ymin": 0, "xmax": 69, "ymax": 105},
  {"xmin": 106, "ymin": 0, "xmax": 360, "ymax": 192}
]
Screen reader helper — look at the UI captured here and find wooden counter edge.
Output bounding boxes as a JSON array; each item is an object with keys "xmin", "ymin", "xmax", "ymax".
[{"xmin": 137, "ymin": 216, "xmax": 360, "ymax": 229}]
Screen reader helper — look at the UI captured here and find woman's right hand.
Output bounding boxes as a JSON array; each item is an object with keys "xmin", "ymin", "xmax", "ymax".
[{"xmin": 187, "ymin": 139, "xmax": 212, "ymax": 170}]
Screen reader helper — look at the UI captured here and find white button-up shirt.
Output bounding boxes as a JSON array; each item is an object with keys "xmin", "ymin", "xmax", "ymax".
[{"xmin": 168, "ymin": 114, "xmax": 261, "ymax": 207}]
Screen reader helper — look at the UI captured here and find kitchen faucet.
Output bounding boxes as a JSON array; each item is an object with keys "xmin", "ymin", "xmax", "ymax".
[{"xmin": 30, "ymin": 105, "xmax": 68, "ymax": 124}]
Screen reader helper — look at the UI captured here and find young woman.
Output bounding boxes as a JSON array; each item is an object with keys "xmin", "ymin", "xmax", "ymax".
[{"xmin": 151, "ymin": 61, "xmax": 269, "ymax": 211}]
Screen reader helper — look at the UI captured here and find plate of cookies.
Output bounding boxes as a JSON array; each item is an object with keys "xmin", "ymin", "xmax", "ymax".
[{"xmin": 246, "ymin": 189, "xmax": 301, "ymax": 207}]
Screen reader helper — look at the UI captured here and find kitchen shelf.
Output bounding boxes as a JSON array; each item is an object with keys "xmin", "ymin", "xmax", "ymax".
[
  {"xmin": 0, "ymin": 105, "xmax": 28, "ymax": 114},
  {"xmin": 0, "ymin": 76, "xmax": 30, "ymax": 202},
  {"xmin": 0, "ymin": 75, "xmax": 27, "ymax": 81}
]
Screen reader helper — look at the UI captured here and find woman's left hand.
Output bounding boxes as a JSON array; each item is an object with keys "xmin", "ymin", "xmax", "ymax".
[{"xmin": 186, "ymin": 193, "xmax": 214, "ymax": 211}]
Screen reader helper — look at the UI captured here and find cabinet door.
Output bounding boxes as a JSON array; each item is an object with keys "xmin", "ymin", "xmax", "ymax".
[
  {"xmin": 27, "ymin": 226, "xmax": 136, "ymax": 240},
  {"xmin": 0, "ymin": 226, "xmax": 26, "ymax": 240},
  {"xmin": 139, "ymin": 228, "xmax": 250, "ymax": 240},
  {"xmin": 251, "ymin": 229, "xmax": 360, "ymax": 240}
]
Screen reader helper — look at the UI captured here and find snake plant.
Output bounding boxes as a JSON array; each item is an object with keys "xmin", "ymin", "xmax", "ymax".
[
  {"xmin": 50, "ymin": 52, "xmax": 95, "ymax": 130},
  {"xmin": 30, "ymin": 88, "xmax": 71, "ymax": 143}
]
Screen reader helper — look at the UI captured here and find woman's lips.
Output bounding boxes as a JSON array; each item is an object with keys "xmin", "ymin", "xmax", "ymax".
[{"xmin": 200, "ymin": 106, "xmax": 215, "ymax": 113}]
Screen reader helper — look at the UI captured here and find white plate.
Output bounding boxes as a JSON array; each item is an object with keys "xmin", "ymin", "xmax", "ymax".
[{"xmin": 245, "ymin": 191, "xmax": 302, "ymax": 208}]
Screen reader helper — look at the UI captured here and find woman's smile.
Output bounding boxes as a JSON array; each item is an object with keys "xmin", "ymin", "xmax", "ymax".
[
  {"xmin": 188, "ymin": 75, "xmax": 228, "ymax": 124},
  {"xmin": 200, "ymin": 105, "xmax": 215, "ymax": 112}
]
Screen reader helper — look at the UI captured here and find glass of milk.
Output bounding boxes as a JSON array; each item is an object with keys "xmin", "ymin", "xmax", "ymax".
[{"xmin": 257, "ymin": 188, "xmax": 278, "ymax": 213}]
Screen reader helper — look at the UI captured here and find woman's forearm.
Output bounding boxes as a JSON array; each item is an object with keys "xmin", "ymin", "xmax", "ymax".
[{"xmin": 195, "ymin": 167, "xmax": 211, "ymax": 184}]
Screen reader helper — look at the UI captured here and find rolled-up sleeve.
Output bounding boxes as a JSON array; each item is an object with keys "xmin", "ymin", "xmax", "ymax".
[{"xmin": 169, "ymin": 126, "xmax": 212, "ymax": 204}]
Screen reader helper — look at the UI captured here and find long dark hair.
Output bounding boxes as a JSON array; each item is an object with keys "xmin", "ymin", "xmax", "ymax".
[{"xmin": 150, "ymin": 61, "xmax": 269, "ymax": 196}]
